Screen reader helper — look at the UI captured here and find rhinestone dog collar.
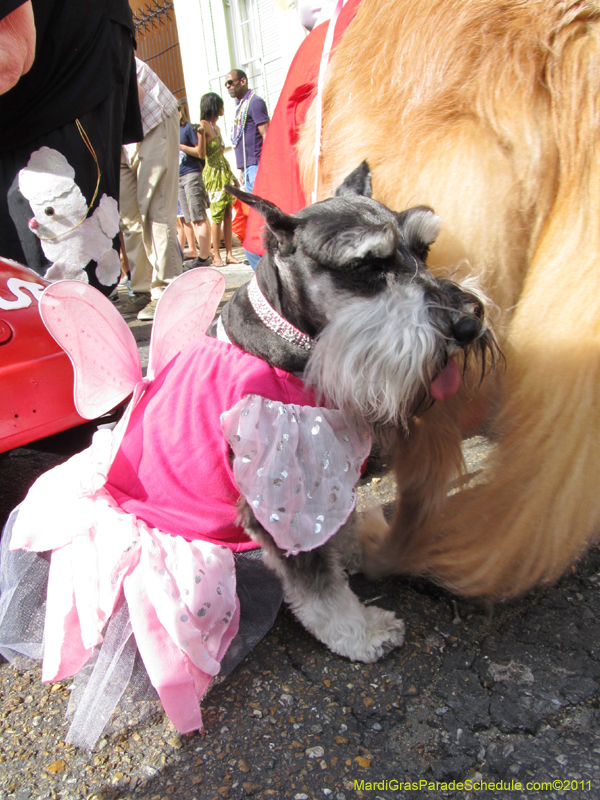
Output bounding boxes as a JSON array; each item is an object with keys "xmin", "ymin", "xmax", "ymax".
[{"xmin": 247, "ymin": 275, "xmax": 314, "ymax": 351}]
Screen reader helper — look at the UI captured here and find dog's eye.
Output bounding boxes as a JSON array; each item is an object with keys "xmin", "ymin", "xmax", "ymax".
[
  {"xmin": 470, "ymin": 301, "xmax": 484, "ymax": 319},
  {"xmin": 44, "ymin": 207, "xmax": 55, "ymax": 217}
]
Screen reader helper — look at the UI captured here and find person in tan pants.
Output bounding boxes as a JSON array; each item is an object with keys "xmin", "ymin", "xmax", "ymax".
[{"xmin": 119, "ymin": 58, "xmax": 182, "ymax": 321}]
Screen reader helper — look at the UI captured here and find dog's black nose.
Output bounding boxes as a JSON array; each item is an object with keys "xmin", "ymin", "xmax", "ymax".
[{"xmin": 453, "ymin": 316, "xmax": 481, "ymax": 345}]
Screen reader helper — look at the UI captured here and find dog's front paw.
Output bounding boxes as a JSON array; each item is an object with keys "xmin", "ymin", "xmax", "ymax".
[
  {"xmin": 329, "ymin": 605, "xmax": 405, "ymax": 663},
  {"xmin": 356, "ymin": 605, "xmax": 405, "ymax": 662}
]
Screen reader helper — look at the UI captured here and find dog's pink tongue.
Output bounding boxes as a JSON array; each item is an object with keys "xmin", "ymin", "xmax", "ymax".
[{"xmin": 431, "ymin": 358, "xmax": 461, "ymax": 401}]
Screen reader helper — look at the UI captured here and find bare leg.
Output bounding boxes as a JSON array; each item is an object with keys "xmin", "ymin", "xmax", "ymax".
[
  {"xmin": 182, "ymin": 220, "xmax": 198, "ymax": 257},
  {"xmin": 193, "ymin": 219, "xmax": 211, "ymax": 260},
  {"xmin": 223, "ymin": 205, "xmax": 240, "ymax": 264},
  {"xmin": 211, "ymin": 219, "xmax": 224, "ymax": 266},
  {"xmin": 176, "ymin": 217, "xmax": 186, "ymax": 252}
]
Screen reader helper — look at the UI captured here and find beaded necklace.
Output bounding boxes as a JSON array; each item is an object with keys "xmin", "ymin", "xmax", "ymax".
[{"xmin": 230, "ymin": 90, "xmax": 256, "ymax": 147}]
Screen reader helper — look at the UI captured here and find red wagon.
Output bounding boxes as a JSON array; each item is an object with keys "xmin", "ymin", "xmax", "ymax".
[{"xmin": 0, "ymin": 257, "xmax": 88, "ymax": 453}]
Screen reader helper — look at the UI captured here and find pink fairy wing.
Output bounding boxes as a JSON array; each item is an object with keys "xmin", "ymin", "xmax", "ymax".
[
  {"xmin": 40, "ymin": 281, "xmax": 141, "ymax": 420},
  {"xmin": 148, "ymin": 268, "xmax": 226, "ymax": 379}
]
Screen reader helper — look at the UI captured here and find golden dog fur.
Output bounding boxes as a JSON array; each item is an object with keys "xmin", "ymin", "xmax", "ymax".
[{"xmin": 297, "ymin": 0, "xmax": 600, "ymax": 599}]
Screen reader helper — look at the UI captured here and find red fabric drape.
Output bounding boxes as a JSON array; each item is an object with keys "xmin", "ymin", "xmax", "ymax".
[{"xmin": 243, "ymin": 0, "xmax": 363, "ymax": 257}]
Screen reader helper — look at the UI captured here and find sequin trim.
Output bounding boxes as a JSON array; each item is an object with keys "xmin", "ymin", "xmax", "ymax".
[{"xmin": 247, "ymin": 276, "xmax": 314, "ymax": 351}]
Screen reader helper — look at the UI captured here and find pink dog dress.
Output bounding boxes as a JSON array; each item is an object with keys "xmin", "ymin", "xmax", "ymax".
[{"xmin": 0, "ymin": 271, "xmax": 371, "ymax": 747}]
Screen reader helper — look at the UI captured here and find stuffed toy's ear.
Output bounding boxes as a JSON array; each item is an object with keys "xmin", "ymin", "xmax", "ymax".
[
  {"xmin": 395, "ymin": 206, "xmax": 441, "ymax": 261},
  {"xmin": 334, "ymin": 161, "xmax": 372, "ymax": 199},
  {"xmin": 225, "ymin": 185, "xmax": 298, "ymax": 254}
]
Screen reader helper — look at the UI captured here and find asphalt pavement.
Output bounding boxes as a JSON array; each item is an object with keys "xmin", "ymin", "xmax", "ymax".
[{"xmin": 1, "ymin": 254, "xmax": 599, "ymax": 800}]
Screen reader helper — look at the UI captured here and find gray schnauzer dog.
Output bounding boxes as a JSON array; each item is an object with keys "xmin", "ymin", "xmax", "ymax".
[{"xmin": 214, "ymin": 161, "xmax": 497, "ymax": 663}]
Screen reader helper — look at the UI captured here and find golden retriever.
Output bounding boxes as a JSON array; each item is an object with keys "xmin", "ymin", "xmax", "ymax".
[{"xmin": 297, "ymin": 0, "xmax": 600, "ymax": 599}]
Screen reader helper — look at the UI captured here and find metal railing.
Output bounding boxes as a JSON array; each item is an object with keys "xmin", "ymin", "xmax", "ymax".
[
  {"xmin": 133, "ymin": 0, "xmax": 175, "ymax": 33},
  {"xmin": 133, "ymin": 0, "xmax": 186, "ymax": 103}
]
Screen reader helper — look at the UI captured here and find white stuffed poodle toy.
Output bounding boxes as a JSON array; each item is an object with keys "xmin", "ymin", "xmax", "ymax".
[{"xmin": 18, "ymin": 146, "xmax": 121, "ymax": 286}]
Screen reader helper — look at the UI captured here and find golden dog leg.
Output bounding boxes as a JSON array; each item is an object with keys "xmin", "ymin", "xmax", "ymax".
[{"xmin": 362, "ymin": 397, "xmax": 465, "ymax": 579}]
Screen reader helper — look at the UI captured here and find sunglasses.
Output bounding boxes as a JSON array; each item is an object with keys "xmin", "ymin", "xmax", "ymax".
[{"xmin": 225, "ymin": 79, "xmax": 235, "ymax": 87}]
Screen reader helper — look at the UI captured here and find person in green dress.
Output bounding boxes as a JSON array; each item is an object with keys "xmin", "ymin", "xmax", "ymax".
[{"xmin": 200, "ymin": 92, "xmax": 241, "ymax": 267}]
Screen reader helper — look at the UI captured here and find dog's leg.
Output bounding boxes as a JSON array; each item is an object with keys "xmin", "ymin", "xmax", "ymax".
[
  {"xmin": 343, "ymin": 505, "xmax": 390, "ymax": 574},
  {"xmin": 239, "ymin": 502, "xmax": 405, "ymax": 663},
  {"xmin": 269, "ymin": 536, "xmax": 406, "ymax": 664},
  {"xmin": 394, "ymin": 400, "xmax": 465, "ymax": 534},
  {"xmin": 360, "ymin": 426, "xmax": 398, "ymax": 480},
  {"xmin": 361, "ymin": 397, "xmax": 465, "ymax": 579}
]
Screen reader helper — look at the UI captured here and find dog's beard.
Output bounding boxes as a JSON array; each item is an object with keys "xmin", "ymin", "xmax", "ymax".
[{"xmin": 304, "ymin": 284, "xmax": 441, "ymax": 428}]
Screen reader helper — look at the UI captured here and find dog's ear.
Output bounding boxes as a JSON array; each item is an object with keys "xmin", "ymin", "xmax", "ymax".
[
  {"xmin": 395, "ymin": 206, "xmax": 441, "ymax": 261},
  {"xmin": 225, "ymin": 185, "xmax": 298, "ymax": 254},
  {"xmin": 334, "ymin": 161, "xmax": 372, "ymax": 198},
  {"xmin": 306, "ymin": 220, "xmax": 399, "ymax": 269}
]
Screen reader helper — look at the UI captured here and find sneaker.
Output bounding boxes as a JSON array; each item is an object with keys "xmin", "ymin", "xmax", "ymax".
[
  {"xmin": 137, "ymin": 298, "xmax": 158, "ymax": 321},
  {"xmin": 120, "ymin": 292, "xmax": 151, "ymax": 318},
  {"xmin": 184, "ymin": 255, "xmax": 213, "ymax": 271}
]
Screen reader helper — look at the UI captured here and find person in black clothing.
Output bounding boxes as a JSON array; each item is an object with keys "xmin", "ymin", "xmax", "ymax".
[{"xmin": 0, "ymin": 0, "xmax": 142, "ymax": 295}]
